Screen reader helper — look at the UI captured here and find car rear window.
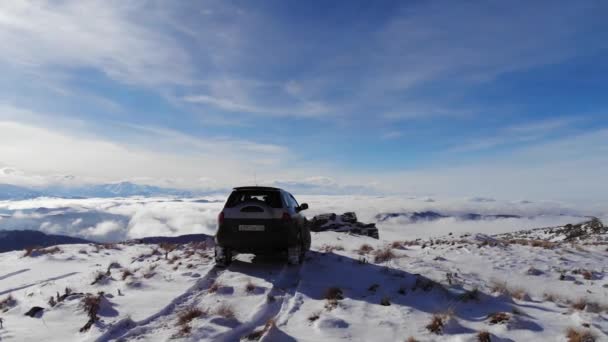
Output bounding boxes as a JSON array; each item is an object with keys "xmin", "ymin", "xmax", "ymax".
[{"xmin": 225, "ymin": 190, "xmax": 283, "ymax": 208}]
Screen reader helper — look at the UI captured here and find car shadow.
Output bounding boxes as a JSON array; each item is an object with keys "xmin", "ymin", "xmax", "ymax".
[{"xmin": 232, "ymin": 250, "xmax": 542, "ymax": 336}]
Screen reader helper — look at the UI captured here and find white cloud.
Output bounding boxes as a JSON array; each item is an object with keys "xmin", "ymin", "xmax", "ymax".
[
  {"xmin": 450, "ymin": 117, "xmax": 587, "ymax": 152},
  {"xmin": 0, "ymin": 195, "xmax": 603, "ymax": 242},
  {"xmin": 375, "ymin": 2, "xmax": 601, "ymax": 91},
  {"xmin": 183, "ymin": 93, "xmax": 330, "ymax": 118},
  {"xmin": 83, "ymin": 220, "xmax": 124, "ymax": 241},
  {"xmin": 375, "ymin": 129, "xmax": 608, "ymax": 202},
  {"xmin": 0, "ymin": 118, "xmax": 291, "ymax": 188},
  {"xmin": 0, "ymin": 1, "xmax": 191, "ymax": 86}
]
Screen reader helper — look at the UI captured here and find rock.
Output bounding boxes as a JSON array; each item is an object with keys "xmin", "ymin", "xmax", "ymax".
[
  {"xmin": 309, "ymin": 212, "xmax": 379, "ymax": 239},
  {"xmin": 526, "ymin": 267, "xmax": 543, "ymax": 276},
  {"xmin": 24, "ymin": 307, "xmax": 44, "ymax": 318},
  {"xmin": 340, "ymin": 212, "xmax": 357, "ymax": 223}
]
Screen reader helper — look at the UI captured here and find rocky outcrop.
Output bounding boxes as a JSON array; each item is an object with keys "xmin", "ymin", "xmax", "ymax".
[
  {"xmin": 309, "ymin": 212, "xmax": 379, "ymax": 239},
  {"xmin": 553, "ymin": 218, "xmax": 606, "ymax": 241}
]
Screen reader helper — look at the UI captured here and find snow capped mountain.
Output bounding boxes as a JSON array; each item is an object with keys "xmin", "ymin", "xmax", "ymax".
[
  {"xmin": 50, "ymin": 182, "xmax": 197, "ymax": 198},
  {"xmin": 0, "ymin": 184, "xmax": 44, "ymax": 200},
  {"xmin": 0, "ymin": 182, "xmax": 198, "ymax": 200},
  {"xmin": 375, "ymin": 210, "xmax": 526, "ymax": 223}
]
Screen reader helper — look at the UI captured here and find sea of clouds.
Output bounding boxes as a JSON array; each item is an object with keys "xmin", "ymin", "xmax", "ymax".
[{"xmin": 0, "ymin": 195, "xmax": 604, "ymax": 242}]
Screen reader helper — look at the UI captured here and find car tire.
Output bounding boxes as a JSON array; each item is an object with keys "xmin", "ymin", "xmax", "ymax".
[
  {"xmin": 287, "ymin": 234, "xmax": 305, "ymax": 265},
  {"xmin": 215, "ymin": 246, "xmax": 232, "ymax": 267}
]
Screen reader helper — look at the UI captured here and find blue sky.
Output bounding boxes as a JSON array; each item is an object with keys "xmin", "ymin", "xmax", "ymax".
[{"xmin": 0, "ymin": 1, "xmax": 607, "ymax": 201}]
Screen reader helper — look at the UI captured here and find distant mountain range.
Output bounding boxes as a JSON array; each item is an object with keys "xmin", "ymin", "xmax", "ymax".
[
  {"xmin": 0, "ymin": 184, "xmax": 45, "ymax": 200},
  {"xmin": 0, "ymin": 230, "xmax": 92, "ymax": 253},
  {"xmin": 0, "ymin": 182, "xmax": 199, "ymax": 200},
  {"xmin": 0, "ymin": 230, "xmax": 214, "ymax": 253},
  {"xmin": 374, "ymin": 211, "xmax": 522, "ymax": 223}
]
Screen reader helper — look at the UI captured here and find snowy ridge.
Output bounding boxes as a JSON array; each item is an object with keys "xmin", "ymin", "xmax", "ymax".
[
  {"xmin": 0, "ymin": 222, "xmax": 607, "ymax": 341},
  {"xmin": 494, "ymin": 217, "xmax": 607, "ymax": 243}
]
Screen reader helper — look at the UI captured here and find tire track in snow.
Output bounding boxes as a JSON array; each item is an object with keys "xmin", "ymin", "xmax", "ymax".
[
  {"xmin": 96, "ymin": 264, "xmax": 222, "ymax": 342},
  {"xmin": 210, "ymin": 262, "xmax": 303, "ymax": 342}
]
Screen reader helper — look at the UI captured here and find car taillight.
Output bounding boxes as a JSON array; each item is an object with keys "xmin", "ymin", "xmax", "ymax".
[
  {"xmin": 218, "ymin": 211, "xmax": 225, "ymax": 225},
  {"xmin": 282, "ymin": 212, "xmax": 292, "ymax": 221}
]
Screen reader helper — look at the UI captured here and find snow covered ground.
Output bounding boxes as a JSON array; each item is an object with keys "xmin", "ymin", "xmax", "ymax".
[{"xmin": 0, "ymin": 222, "xmax": 606, "ymax": 341}]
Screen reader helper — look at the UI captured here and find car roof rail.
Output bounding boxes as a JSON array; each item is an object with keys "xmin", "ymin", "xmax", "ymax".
[{"xmin": 233, "ymin": 186, "xmax": 282, "ymax": 191}]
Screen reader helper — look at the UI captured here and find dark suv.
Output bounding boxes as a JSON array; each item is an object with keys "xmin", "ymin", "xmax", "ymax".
[{"xmin": 214, "ymin": 186, "xmax": 311, "ymax": 267}]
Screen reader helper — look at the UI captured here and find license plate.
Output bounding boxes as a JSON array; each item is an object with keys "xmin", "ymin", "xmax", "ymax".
[{"xmin": 239, "ymin": 225, "xmax": 265, "ymax": 231}]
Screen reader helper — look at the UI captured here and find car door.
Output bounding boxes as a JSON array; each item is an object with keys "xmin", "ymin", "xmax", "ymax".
[{"xmin": 287, "ymin": 192, "xmax": 311, "ymax": 250}]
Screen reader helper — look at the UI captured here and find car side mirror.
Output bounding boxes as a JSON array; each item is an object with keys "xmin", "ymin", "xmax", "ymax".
[{"xmin": 297, "ymin": 203, "xmax": 309, "ymax": 212}]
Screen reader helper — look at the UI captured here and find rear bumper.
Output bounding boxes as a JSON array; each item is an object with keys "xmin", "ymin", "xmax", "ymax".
[{"xmin": 215, "ymin": 218, "xmax": 300, "ymax": 253}]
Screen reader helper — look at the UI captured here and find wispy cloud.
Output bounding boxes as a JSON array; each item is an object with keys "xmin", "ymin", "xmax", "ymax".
[
  {"xmin": 380, "ymin": 128, "xmax": 608, "ymax": 201},
  {"xmin": 0, "ymin": 1, "xmax": 606, "ymax": 203},
  {"xmin": 0, "ymin": 115, "xmax": 291, "ymax": 189},
  {"xmin": 450, "ymin": 117, "xmax": 585, "ymax": 152},
  {"xmin": 0, "ymin": 1, "xmax": 192, "ymax": 86}
]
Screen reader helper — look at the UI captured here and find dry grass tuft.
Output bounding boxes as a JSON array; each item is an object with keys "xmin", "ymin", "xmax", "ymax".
[
  {"xmin": 177, "ymin": 307, "xmax": 206, "ymax": 326},
  {"xmin": 511, "ymin": 288, "xmax": 529, "ymax": 301},
  {"xmin": 425, "ymin": 314, "xmax": 445, "ymax": 334},
  {"xmin": 159, "ymin": 243, "xmax": 177, "ymax": 260},
  {"xmin": 121, "ymin": 269, "xmax": 133, "ymax": 281},
  {"xmin": 391, "ymin": 241, "xmax": 403, "ymax": 249},
  {"xmin": 477, "ymin": 330, "xmax": 492, "ymax": 342},
  {"xmin": 48, "ymin": 296, "xmax": 57, "ymax": 307},
  {"xmin": 357, "ymin": 244, "xmax": 374, "ymax": 255},
  {"xmin": 566, "ymin": 327, "xmax": 596, "ymax": 342},
  {"xmin": 0, "ymin": 295, "xmax": 17, "ymax": 311},
  {"xmin": 106, "ymin": 262, "xmax": 121, "ymax": 274},
  {"xmin": 79, "ymin": 293, "xmax": 102, "ymax": 332},
  {"xmin": 245, "ymin": 280, "xmax": 256, "ymax": 294},
  {"xmin": 507, "ymin": 239, "xmax": 556, "ymax": 249},
  {"xmin": 321, "ymin": 244, "xmax": 345, "ymax": 253},
  {"xmin": 324, "ymin": 287, "xmax": 344, "ymax": 301},
  {"xmin": 168, "ymin": 255, "xmax": 181, "ymax": 264},
  {"xmin": 94, "ymin": 243, "xmax": 121, "ymax": 252},
  {"xmin": 569, "ymin": 298, "xmax": 603, "ymax": 313},
  {"xmin": 581, "ymin": 270, "xmax": 593, "ymax": 280},
  {"xmin": 530, "ymin": 240, "xmax": 556, "ymax": 248},
  {"xmin": 571, "ymin": 298, "xmax": 588, "ymax": 311},
  {"xmin": 23, "ymin": 246, "xmax": 62, "ymax": 257},
  {"xmin": 214, "ymin": 303, "xmax": 235, "ymax": 319},
  {"xmin": 324, "ymin": 287, "xmax": 344, "ymax": 311},
  {"xmin": 208, "ymin": 280, "xmax": 222, "ymax": 293},
  {"xmin": 490, "ymin": 280, "xmax": 529, "ymax": 301},
  {"xmin": 402, "ymin": 240, "xmax": 421, "ymax": 247},
  {"xmin": 543, "ymin": 293, "xmax": 561, "ymax": 303},
  {"xmin": 177, "ymin": 324, "xmax": 192, "ymax": 336},
  {"xmin": 398, "ymin": 285, "xmax": 407, "ymax": 295},
  {"xmin": 373, "ymin": 247, "xmax": 396, "ymax": 263},
  {"xmin": 458, "ymin": 288, "xmax": 479, "ymax": 302},
  {"xmin": 245, "ymin": 319, "xmax": 276, "ymax": 341},
  {"xmin": 91, "ymin": 271, "xmax": 109, "ymax": 285},
  {"xmin": 487, "ymin": 312, "xmax": 510, "ymax": 325},
  {"xmin": 308, "ymin": 311, "xmax": 321, "ymax": 323},
  {"xmin": 490, "ymin": 280, "xmax": 508, "ymax": 294},
  {"xmin": 412, "ymin": 276, "xmax": 436, "ymax": 292},
  {"xmin": 173, "ymin": 307, "xmax": 207, "ymax": 337}
]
